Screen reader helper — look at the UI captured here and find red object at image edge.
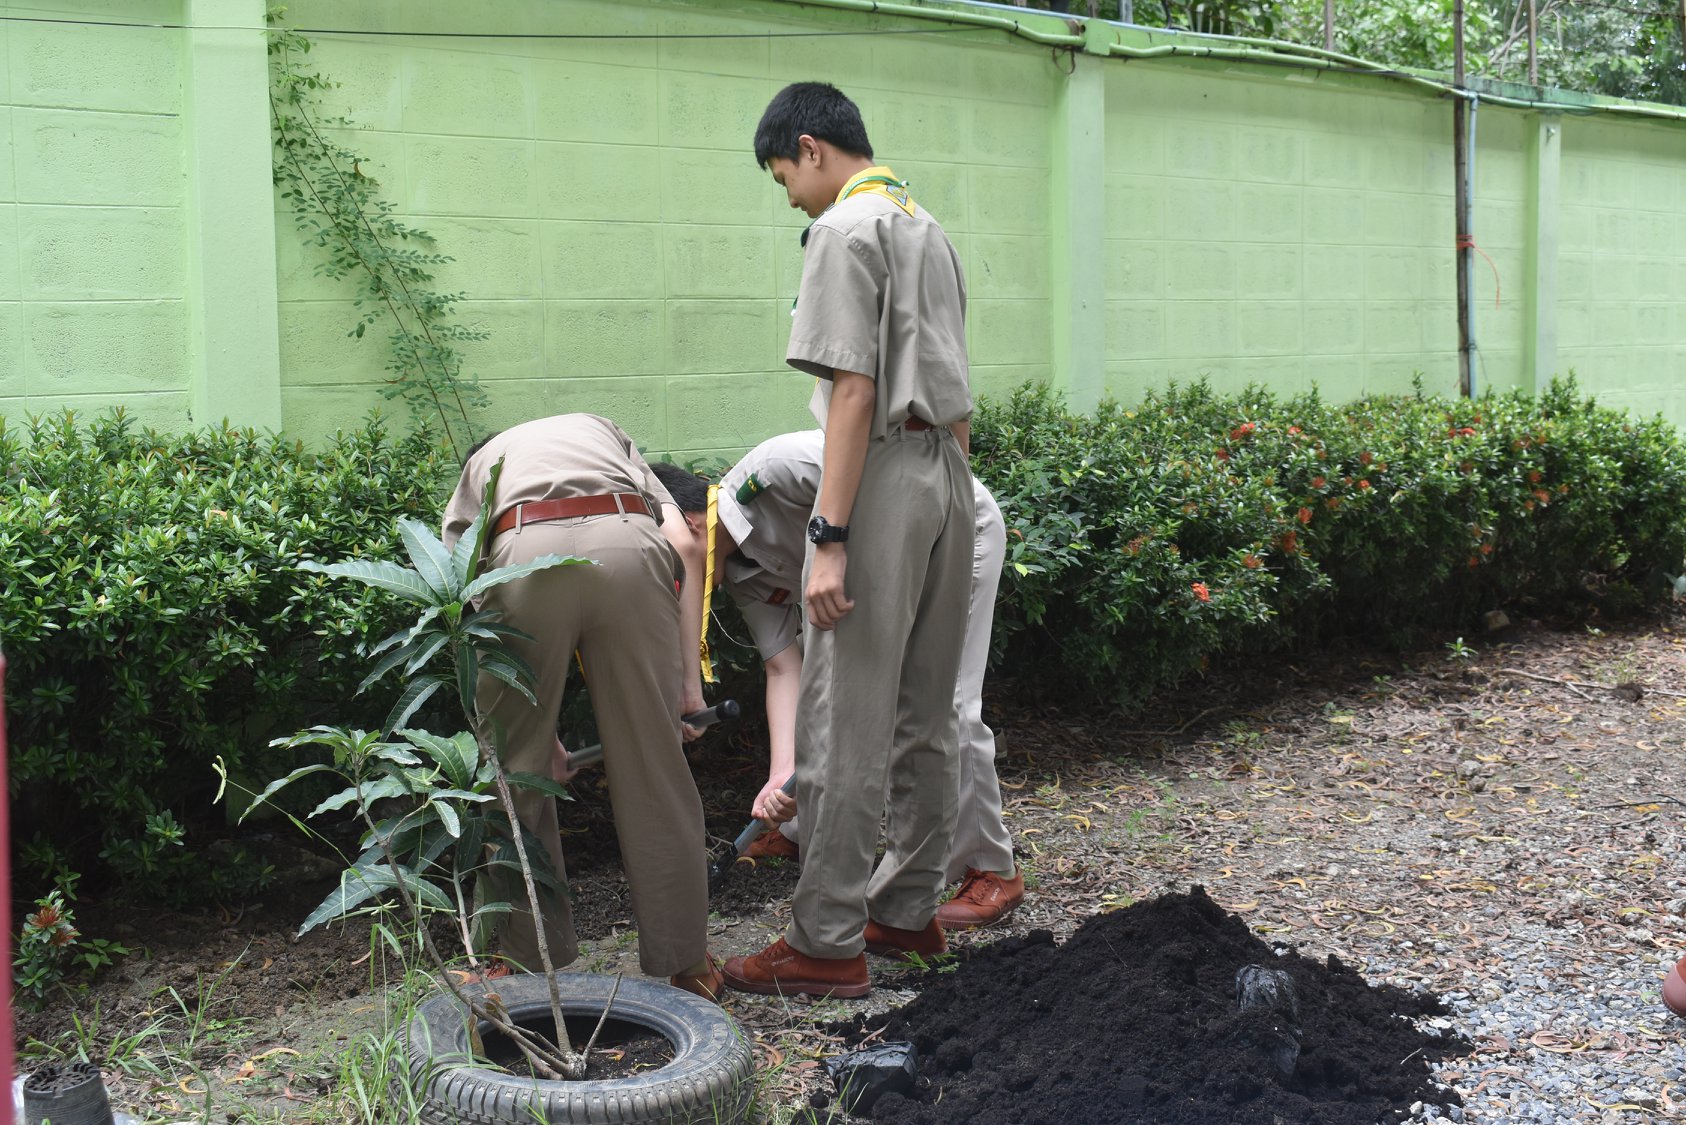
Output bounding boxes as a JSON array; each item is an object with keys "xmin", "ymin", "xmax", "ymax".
[{"xmin": 1664, "ymin": 955, "xmax": 1686, "ymax": 1020}]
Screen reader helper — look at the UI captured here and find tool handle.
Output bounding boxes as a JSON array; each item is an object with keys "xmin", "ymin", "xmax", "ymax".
[
  {"xmin": 564, "ymin": 699, "xmax": 739, "ymax": 769},
  {"xmin": 731, "ymin": 775, "xmax": 797, "ymax": 855}
]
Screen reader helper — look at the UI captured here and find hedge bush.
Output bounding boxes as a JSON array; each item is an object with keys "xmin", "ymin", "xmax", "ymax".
[
  {"xmin": 973, "ymin": 379, "xmax": 1686, "ymax": 708},
  {"xmin": 0, "ymin": 410, "xmax": 456, "ymax": 898}
]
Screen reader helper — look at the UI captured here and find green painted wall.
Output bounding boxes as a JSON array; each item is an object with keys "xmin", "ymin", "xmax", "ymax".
[
  {"xmin": 2, "ymin": 1, "xmax": 192, "ymax": 428},
  {"xmin": 3, "ymin": 0, "xmax": 1686, "ymax": 454}
]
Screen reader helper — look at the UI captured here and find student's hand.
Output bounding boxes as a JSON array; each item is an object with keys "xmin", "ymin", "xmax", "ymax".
[
  {"xmin": 679, "ymin": 682, "xmax": 707, "ymax": 743},
  {"xmin": 805, "ymin": 544, "xmax": 854, "ymax": 630},
  {"xmin": 754, "ymin": 773, "xmax": 797, "ymax": 823},
  {"xmin": 550, "ymin": 736, "xmax": 580, "ymax": 784}
]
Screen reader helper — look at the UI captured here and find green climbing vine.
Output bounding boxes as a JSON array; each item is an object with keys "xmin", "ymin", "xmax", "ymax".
[{"xmin": 267, "ymin": 15, "xmax": 487, "ymax": 460}]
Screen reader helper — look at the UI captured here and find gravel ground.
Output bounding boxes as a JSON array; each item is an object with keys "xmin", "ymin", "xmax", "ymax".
[
  {"xmin": 729, "ymin": 613, "xmax": 1686, "ymax": 1123},
  {"xmin": 17, "ymin": 612, "xmax": 1684, "ymax": 1124}
]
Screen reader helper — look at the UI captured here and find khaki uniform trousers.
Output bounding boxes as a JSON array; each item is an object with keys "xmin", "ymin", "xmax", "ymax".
[
  {"xmin": 789, "ymin": 426, "xmax": 974, "ymax": 957},
  {"xmin": 945, "ymin": 483, "xmax": 1014, "ymax": 882},
  {"xmin": 476, "ymin": 512, "xmax": 709, "ymax": 978}
]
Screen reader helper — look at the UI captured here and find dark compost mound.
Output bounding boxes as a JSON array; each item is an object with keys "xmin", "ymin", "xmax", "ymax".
[{"xmin": 837, "ymin": 887, "xmax": 1466, "ymax": 1125}]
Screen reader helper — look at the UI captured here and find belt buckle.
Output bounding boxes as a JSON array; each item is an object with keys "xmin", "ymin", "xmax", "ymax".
[{"xmin": 513, "ymin": 501, "xmax": 526, "ymax": 534}]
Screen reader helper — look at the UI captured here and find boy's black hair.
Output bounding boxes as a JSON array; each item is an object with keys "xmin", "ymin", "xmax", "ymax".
[
  {"xmin": 650, "ymin": 461, "xmax": 710, "ymax": 515},
  {"xmin": 753, "ymin": 82, "xmax": 873, "ymax": 169}
]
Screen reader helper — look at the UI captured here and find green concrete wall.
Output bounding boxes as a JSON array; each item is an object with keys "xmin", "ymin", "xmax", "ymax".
[
  {"xmin": 2, "ymin": 1, "xmax": 192, "ymax": 428},
  {"xmin": 3, "ymin": 0, "xmax": 1686, "ymax": 454}
]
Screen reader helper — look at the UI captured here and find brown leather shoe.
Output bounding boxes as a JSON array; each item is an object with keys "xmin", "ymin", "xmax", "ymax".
[
  {"xmin": 862, "ymin": 917, "xmax": 946, "ymax": 962},
  {"xmin": 670, "ymin": 953, "xmax": 724, "ymax": 1003},
  {"xmin": 934, "ymin": 868, "xmax": 1025, "ymax": 931},
  {"xmin": 721, "ymin": 937, "xmax": 869, "ymax": 998},
  {"xmin": 743, "ymin": 828, "xmax": 799, "ymax": 861}
]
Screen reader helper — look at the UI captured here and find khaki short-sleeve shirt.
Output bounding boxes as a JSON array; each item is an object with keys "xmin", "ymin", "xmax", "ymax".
[
  {"xmin": 715, "ymin": 430, "xmax": 828, "ymax": 660},
  {"xmin": 441, "ymin": 414, "xmax": 673, "ymax": 550},
  {"xmin": 787, "ymin": 188, "xmax": 972, "ymax": 434}
]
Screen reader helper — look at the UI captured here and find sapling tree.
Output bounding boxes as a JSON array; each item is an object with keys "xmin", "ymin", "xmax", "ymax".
[{"xmin": 220, "ymin": 462, "xmax": 603, "ymax": 1079}]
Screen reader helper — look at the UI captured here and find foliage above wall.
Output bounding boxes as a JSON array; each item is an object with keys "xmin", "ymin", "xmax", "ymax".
[{"xmin": 267, "ymin": 18, "xmax": 487, "ymax": 459}]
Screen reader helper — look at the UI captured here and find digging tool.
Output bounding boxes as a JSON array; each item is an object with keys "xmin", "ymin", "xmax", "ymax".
[
  {"xmin": 707, "ymin": 775, "xmax": 795, "ymax": 893},
  {"xmin": 563, "ymin": 700, "xmax": 740, "ymax": 770}
]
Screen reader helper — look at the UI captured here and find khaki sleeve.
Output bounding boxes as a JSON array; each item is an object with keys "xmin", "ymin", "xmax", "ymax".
[{"xmin": 787, "ymin": 225, "xmax": 881, "ymax": 381}]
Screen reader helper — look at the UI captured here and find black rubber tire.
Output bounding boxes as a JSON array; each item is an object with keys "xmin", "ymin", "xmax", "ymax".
[{"xmin": 404, "ymin": 972, "xmax": 754, "ymax": 1125}]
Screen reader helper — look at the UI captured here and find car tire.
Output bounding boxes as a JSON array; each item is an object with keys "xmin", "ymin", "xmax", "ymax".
[{"xmin": 403, "ymin": 972, "xmax": 753, "ymax": 1125}]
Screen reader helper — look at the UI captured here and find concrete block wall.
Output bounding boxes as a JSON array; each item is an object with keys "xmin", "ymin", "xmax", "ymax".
[
  {"xmin": 4, "ymin": 0, "xmax": 1686, "ymax": 454},
  {"xmin": 1557, "ymin": 115, "xmax": 1686, "ymax": 422},
  {"xmin": 1102, "ymin": 64, "xmax": 1538, "ymax": 407},
  {"xmin": 1, "ymin": 1, "xmax": 192, "ymax": 428},
  {"xmin": 273, "ymin": 0, "xmax": 1056, "ymax": 459}
]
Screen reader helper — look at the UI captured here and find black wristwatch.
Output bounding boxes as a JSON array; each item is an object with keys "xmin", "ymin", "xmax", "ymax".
[{"xmin": 807, "ymin": 516, "xmax": 849, "ymax": 544}]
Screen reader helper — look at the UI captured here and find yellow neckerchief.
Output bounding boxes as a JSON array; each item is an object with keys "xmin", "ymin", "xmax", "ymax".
[
  {"xmin": 700, "ymin": 485, "xmax": 718, "ymax": 683},
  {"xmin": 836, "ymin": 165, "xmax": 915, "ymax": 216}
]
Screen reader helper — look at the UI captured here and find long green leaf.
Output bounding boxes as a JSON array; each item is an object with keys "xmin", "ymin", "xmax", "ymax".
[
  {"xmin": 237, "ymin": 762, "xmax": 338, "ymax": 821},
  {"xmin": 505, "ymin": 771, "xmax": 574, "ymax": 801},
  {"xmin": 397, "ymin": 517, "xmax": 457, "ymax": 600},
  {"xmin": 311, "ymin": 776, "xmax": 409, "ymax": 817},
  {"xmin": 299, "ymin": 864, "xmax": 452, "ymax": 935},
  {"xmin": 428, "ymin": 799, "xmax": 462, "ymax": 839},
  {"xmin": 453, "ymin": 457, "xmax": 505, "ymax": 588},
  {"xmin": 402, "ymin": 630, "xmax": 452, "ymax": 678},
  {"xmin": 384, "ymin": 676, "xmax": 444, "ymax": 735},
  {"xmin": 455, "ymin": 644, "xmax": 479, "ymax": 716},
  {"xmin": 476, "ymin": 654, "xmax": 537, "ymax": 706},
  {"xmin": 460, "ymin": 554, "xmax": 594, "ymax": 603},
  {"xmin": 299, "ymin": 558, "xmax": 436, "ymax": 605},
  {"xmin": 398, "ymin": 728, "xmax": 479, "ymax": 791}
]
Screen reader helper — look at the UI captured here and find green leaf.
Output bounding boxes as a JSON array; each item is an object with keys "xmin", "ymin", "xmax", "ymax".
[
  {"xmin": 310, "ymin": 776, "xmax": 409, "ymax": 817},
  {"xmin": 299, "ymin": 558, "xmax": 436, "ymax": 605},
  {"xmin": 298, "ymin": 863, "xmax": 451, "ymax": 934},
  {"xmin": 455, "ymin": 644, "xmax": 479, "ymax": 716},
  {"xmin": 428, "ymin": 799, "xmax": 462, "ymax": 838},
  {"xmin": 505, "ymin": 771, "xmax": 574, "ymax": 801},
  {"xmin": 236, "ymin": 762, "xmax": 338, "ymax": 822},
  {"xmin": 397, "ymin": 517, "xmax": 457, "ymax": 600},
  {"xmin": 384, "ymin": 676, "xmax": 444, "ymax": 735},
  {"xmin": 460, "ymin": 554, "xmax": 593, "ymax": 603},
  {"xmin": 398, "ymin": 728, "xmax": 479, "ymax": 790}
]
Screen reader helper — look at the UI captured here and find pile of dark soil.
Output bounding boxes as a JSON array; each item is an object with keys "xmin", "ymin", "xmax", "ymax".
[{"xmin": 835, "ymin": 887, "xmax": 1466, "ymax": 1125}]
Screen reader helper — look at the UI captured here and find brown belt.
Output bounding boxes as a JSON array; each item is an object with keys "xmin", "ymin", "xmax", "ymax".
[
  {"xmin": 903, "ymin": 416, "xmax": 935, "ymax": 431},
  {"xmin": 491, "ymin": 493, "xmax": 651, "ymax": 538}
]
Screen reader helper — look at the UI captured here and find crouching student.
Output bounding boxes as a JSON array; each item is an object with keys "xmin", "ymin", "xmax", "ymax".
[{"xmin": 653, "ymin": 440, "xmax": 1023, "ymax": 933}]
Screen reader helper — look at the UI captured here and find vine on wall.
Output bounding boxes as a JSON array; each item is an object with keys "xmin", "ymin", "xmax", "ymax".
[{"xmin": 267, "ymin": 16, "xmax": 486, "ymax": 460}]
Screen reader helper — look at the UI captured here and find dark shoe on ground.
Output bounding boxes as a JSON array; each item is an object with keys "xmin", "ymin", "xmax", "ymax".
[
  {"xmin": 721, "ymin": 937, "xmax": 870, "ymax": 998},
  {"xmin": 743, "ymin": 828, "xmax": 800, "ymax": 861},
  {"xmin": 934, "ymin": 868, "xmax": 1026, "ymax": 931},
  {"xmin": 670, "ymin": 953, "xmax": 724, "ymax": 1003},
  {"xmin": 863, "ymin": 917, "xmax": 946, "ymax": 962}
]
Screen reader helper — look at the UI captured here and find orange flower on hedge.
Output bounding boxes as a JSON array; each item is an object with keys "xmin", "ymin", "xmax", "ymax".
[
  {"xmin": 1287, "ymin": 425, "xmax": 1301, "ymax": 435},
  {"xmin": 1358, "ymin": 480, "xmax": 1372, "ymax": 490},
  {"xmin": 1533, "ymin": 489, "xmax": 1551, "ymax": 504},
  {"xmin": 1326, "ymin": 497, "xmax": 1342, "ymax": 510},
  {"xmin": 1242, "ymin": 554, "xmax": 1262, "ymax": 568},
  {"xmin": 1278, "ymin": 530, "xmax": 1298, "ymax": 552},
  {"xmin": 1311, "ymin": 475, "xmax": 1326, "ymax": 489},
  {"xmin": 1297, "ymin": 507, "xmax": 1313, "ymax": 524},
  {"xmin": 1215, "ymin": 448, "xmax": 1231, "ymax": 461},
  {"xmin": 1191, "ymin": 582, "xmax": 1211, "ymax": 602},
  {"xmin": 1230, "ymin": 422, "xmax": 1256, "ymax": 440},
  {"xmin": 1527, "ymin": 470, "xmax": 1542, "ymax": 483},
  {"xmin": 1480, "ymin": 543, "xmax": 1494, "ymax": 556},
  {"xmin": 1468, "ymin": 555, "xmax": 1481, "ymax": 568},
  {"xmin": 1359, "ymin": 451, "xmax": 1374, "ymax": 466}
]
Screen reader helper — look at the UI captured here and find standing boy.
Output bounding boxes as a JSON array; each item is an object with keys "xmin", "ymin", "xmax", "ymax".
[
  {"xmin": 722, "ymin": 83, "xmax": 975, "ymax": 997},
  {"xmin": 652, "ymin": 438, "xmax": 1025, "ymax": 930},
  {"xmin": 442, "ymin": 414, "xmax": 720, "ymax": 1000}
]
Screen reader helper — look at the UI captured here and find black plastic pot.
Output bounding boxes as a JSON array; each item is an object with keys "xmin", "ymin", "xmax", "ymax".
[{"xmin": 22, "ymin": 1061, "xmax": 113, "ymax": 1125}]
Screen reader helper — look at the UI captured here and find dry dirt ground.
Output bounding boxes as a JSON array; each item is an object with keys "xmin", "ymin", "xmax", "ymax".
[{"xmin": 14, "ymin": 610, "xmax": 1686, "ymax": 1123}]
